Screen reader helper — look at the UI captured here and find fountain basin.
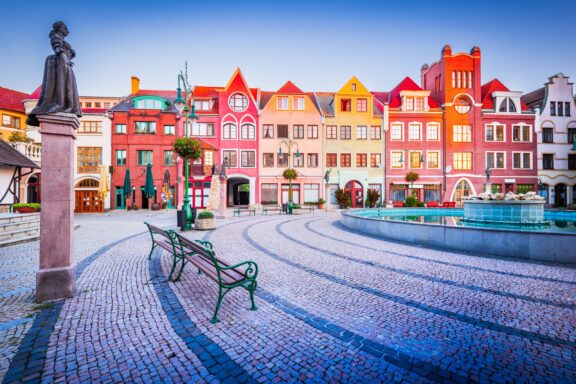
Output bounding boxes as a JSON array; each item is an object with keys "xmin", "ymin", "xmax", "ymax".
[{"xmin": 462, "ymin": 200, "xmax": 548, "ymax": 227}]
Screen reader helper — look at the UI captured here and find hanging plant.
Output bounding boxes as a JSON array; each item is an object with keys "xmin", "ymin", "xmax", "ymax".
[
  {"xmin": 173, "ymin": 137, "xmax": 202, "ymax": 160},
  {"xmin": 405, "ymin": 171, "xmax": 419, "ymax": 183},
  {"xmin": 283, "ymin": 168, "xmax": 298, "ymax": 180}
]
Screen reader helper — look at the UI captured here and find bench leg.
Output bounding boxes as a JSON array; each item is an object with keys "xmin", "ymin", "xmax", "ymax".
[
  {"xmin": 173, "ymin": 259, "xmax": 187, "ymax": 282},
  {"xmin": 168, "ymin": 257, "xmax": 179, "ymax": 280},
  {"xmin": 248, "ymin": 281, "xmax": 257, "ymax": 311},
  {"xmin": 211, "ymin": 287, "xmax": 224, "ymax": 324},
  {"xmin": 148, "ymin": 244, "xmax": 156, "ymax": 260}
]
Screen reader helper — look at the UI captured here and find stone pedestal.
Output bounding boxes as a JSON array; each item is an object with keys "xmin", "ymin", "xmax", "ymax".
[
  {"xmin": 36, "ymin": 113, "xmax": 78, "ymax": 303},
  {"xmin": 218, "ymin": 176, "xmax": 228, "ymax": 218}
]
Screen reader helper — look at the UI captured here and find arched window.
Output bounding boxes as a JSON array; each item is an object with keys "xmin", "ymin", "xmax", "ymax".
[
  {"xmin": 76, "ymin": 179, "xmax": 99, "ymax": 188},
  {"xmin": 133, "ymin": 97, "xmax": 166, "ymax": 110},
  {"xmin": 454, "ymin": 96, "xmax": 471, "ymax": 114},
  {"xmin": 240, "ymin": 123, "xmax": 255, "ymax": 140},
  {"xmin": 223, "ymin": 123, "xmax": 237, "ymax": 139},
  {"xmin": 499, "ymin": 97, "xmax": 516, "ymax": 113},
  {"xmin": 228, "ymin": 93, "xmax": 248, "ymax": 112}
]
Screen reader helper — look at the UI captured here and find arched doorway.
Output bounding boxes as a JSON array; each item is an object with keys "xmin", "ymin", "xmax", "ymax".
[
  {"xmin": 452, "ymin": 179, "xmax": 473, "ymax": 206},
  {"xmin": 27, "ymin": 174, "xmax": 41, "ymax": 203},
  {"xmin": 227, "ymin": 177, "xmax": 250, "ymax": 206},
  {"xmin": 75, "ymin": 178, "xmax": 102, "ymax": 213},
  {"xmin": 538, "ymin": 183, "xmax": 549, "ymax": 203},
  {"xmin": 344, "ymin": 180, "xmax": 364, "ymax": 208},
  {"xmin": 554, "ymin": 184, "xmax": 567, "ymax": 207}
]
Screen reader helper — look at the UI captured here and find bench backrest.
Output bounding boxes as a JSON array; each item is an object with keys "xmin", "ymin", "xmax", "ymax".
[
  {"xmin": 144, "ymin": 222, "xmax": 178, "ymax": 253},
  {"xmin": 174, "ymin": 233, "xmax": 223, "ymax": 281}
]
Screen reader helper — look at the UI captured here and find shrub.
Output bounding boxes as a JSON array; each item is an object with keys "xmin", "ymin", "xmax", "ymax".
[
  {"xmin": 366, "ymin": 189, "xmax": 381, "ymax": 208},
  {"xmin": 317, "ymin": 198, "xmax": 326, "ymax": 205},
  {"xmin": 8, "ymin": 131, "xmax": 33, "ymax": 143},
  {"xmin": 291, "ymin": 204, "xmax": 301, "ymax": 209},
  {"xmin": 261, "ymin": 200, "xmax": 277, "ymax": 205},
  {"xmin": 405, "ymin": 196, "xmax": 418, "ymax": 207},
  {"xmin": 13, "ymin": 203, "xmax": 41, "ymax": 209},
  {"xmin": 416, "ymin": 201, "xmax": 425, "ymax": 207},
  {"xmin": 198, "ymin": 211, "xmax": 214, "ymax": 219},
  {"xmin": 335, "ymin": 188, "xmax": 351, "ymax": 208},
  {"xmin": 173, "ymin": 137, "xmax": 202, "ymax": 160},
  {"xmin": 283, "ymin": 168, "xmax": 298, "ymax": 180}
]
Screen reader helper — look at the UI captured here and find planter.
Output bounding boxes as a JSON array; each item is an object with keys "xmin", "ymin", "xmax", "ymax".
[
  {"xmin": 151, "ymin": 203, "xmax": 161, "ymax": 211},
  {"xmin": 318, "ymin": 203, "xmax": 324, "ymax": 209},
  {"xmin": 195, "ymin": 217, "xmax": 216, "ymax": 230},
  {"xmin": 15, "ymin": 207, "xmax": 39, "ymax": 213}
]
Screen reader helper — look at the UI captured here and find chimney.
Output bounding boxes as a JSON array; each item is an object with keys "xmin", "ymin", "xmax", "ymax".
[{"xmin": 131, "ymin": 76, "xmax": 140, "ymax": 95}]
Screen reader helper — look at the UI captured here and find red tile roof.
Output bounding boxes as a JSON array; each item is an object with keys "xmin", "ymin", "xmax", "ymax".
[
  {"xmin": 135, "ymin": 89, "xmax": 176, "ymax": 98},
  {"xmin": 194, "ymin": 86, "xmax": 221, "ymax": 98},
  {"xmin": 371, "ymin": 92, "xmax": 389, "ymax": 105},
  {"xmin": 481, "ymin": 79, "xmax": 530, "ymax": 111},
  {"xmin": 82, "ymin": 108, "xmax": 108, "ymax": 114},
  {"xmin": 0, "ymin": 86, "xmax": 31, "ymax": 113},
  {"xmin": 29, "ymin": 86, "xmax": 42, "ymax": 100},
  {"xmin": 276, "ymin": 81, "xmax": 303, "ymax": 94},
  {"xmin": 259, "ymin": 91, "xmax": 275, "ymax": 109},
  {"xmin": 387, "ymin": 77, "xmax": 440, "ymax": 108}
]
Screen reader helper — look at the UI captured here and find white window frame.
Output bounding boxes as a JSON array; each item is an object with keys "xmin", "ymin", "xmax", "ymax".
[
  {"xmin": 228, "ymin": 93, "xmax": 248, "ymax": 112},
  {"xmin": 408, "ymin": 123, "xmax": 422, "ymax": 141},
  {"xmin": 222, "ymin": 149, "xmax": 238, "ymax": 168},
  {"xmin": 391, "ymin": 150, "xmax": 404, "ymax": 169},
  {"xmin": 390, "ymin": 122, "xmax": 403, "ymax": 141},
  {"xmin": 356, "ymin": 125, "xmax": 368, "ymax": 140},
  {"xmin": 512, "ymin": 152, "xmax": 533, "ymax": 170},
  {"xmin": 240, "ymin": 150, "xmax": 256, "ymax": 168},
  {"xmin": 276, "ymin": 97, "xmax": 289, "ymax": 110},
  {"xmin": 453, "ymin": 152, "xmax": 473, "ymax": 170},
  {"xmin": 426, "ymin": 151, "xmax": 440, "ymax": 169},
  {"xmin": 222, "ymin": 123, "xmax": 237, "ymax": 140},
  {"xmin": 370, "ymin": 125, "xmax": 381, "ymax": 140},
  {"xmin": 512, "ymin": 124, "xmax": 532, "ymax": 143},
  {"xmin": 485, "ymin": 151, "xmax": 506, "ymax": 170},
  {"xmin": 240, "ymin": 123, "xmax": 256, "ymax": 140},
  {"xmin": 293, "ymin": 97, "xmax": 305, "ymax": 110},
  {"xmin": 453, "ymin": 125, "xmax": 472, "ymax": 142},
  {"xmin": 408, "ymin": 150, "xmax": 423, "ymax": 169},
  {"xmin": 426, "ymin": 123, "xmax": 440, "ymax": 141},
  {"xmin": 484, "ymin": 123, "xmax": 505, "ymax": 142}
]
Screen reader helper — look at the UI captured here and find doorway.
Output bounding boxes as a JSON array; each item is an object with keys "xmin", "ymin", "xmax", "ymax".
[
  {"xmin": 27, "ymin": 174, "xmax": 41, "ymax": 203},
  {"xmin": 555, "ymin": 184, "xmax": 567, "ymax": 207},
  {"xmin": 344, "ymin": 180, "xmax": 364, "ymax": 208},
  {"xmin": 453, "ymin": 179, "xmax": 473, "ymax": 206},
  {"xmin": 227, "ymin": 177, "xmax": 250, "ymax": 206}
]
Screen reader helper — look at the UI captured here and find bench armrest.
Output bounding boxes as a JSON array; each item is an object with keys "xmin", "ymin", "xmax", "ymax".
[
  {"xmin": 220, "ymin": 260, "xmax": 258, "ymax": 281},
  {"xmin": 195, "ymin": 240, "xmax": 213, "ymax": 249}
]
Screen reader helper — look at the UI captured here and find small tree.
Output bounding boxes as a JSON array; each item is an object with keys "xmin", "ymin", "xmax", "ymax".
[
  {"xmin": 283, "ymin": 168, "xmax": 298, "ymax": 181},
  {"xmin": 8, "ymin": 131, "xmax": 32, "ymax": 143},
  {"xmin": 405, "ymin": 172, "xmax": 419, "ymax": 197},
  {"xmin": 366, "ymin": 188, "xmax": 381, "ymax": 208},
  {"xmin": 335, "ymin": 188, "xmax": 351, "ymax": 208},
  {"xmin": 173, "ymin": 137, "xmax": 202, "ymax": 160}
]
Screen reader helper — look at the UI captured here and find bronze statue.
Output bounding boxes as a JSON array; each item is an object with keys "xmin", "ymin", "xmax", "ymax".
[
  {"xmin": 27, "ymin": 21, "xmax": 82, "ymax": 126},
  {"xmin": 219, "ymin": 157, "xmax": 228, "ymax": 179}
]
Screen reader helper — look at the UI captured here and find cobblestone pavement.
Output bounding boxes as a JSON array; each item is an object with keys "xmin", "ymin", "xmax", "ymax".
[{"xmin": 1, "ymin": 211, "xmax": 575, "ymax": 383}]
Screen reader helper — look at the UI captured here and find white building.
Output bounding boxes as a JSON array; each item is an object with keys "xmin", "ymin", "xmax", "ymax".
[{"xmin": 523, "ymin": 73, "xmax": 576, "ymax": 207}]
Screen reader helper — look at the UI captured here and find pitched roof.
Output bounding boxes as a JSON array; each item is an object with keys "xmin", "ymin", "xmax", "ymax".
[
  {"xmin": 521, "ymin": 87, "xmax": 545, "ymax": 109},
  {"xmin": 314, "ymin": 92, "xmax": 335, "ymax": 117},
  {"xmin": 481, "ymin": 79, "xmax": 530, "ymax": 111},
  {"xmin": 193, "ymin": 86, "xmax": 220, "ymax": 115},
  {"xmin": 371, "ymin": 92, "xmax": 390, "ymax": 105},
  {"xmin": 82, "ymin": 108, "xmax": 108, "ymax": 114},
  {"xmin": 276, "ymin": 81, "xmax": 303, "ymax": 94},
  {"xmin": 29, "ymin": 86, "xmax": 42, "ymax": 100},
  {"xmin": 259, "ymin": 91, "xmax": 275, "ymax": 109},
  {"xmin": 0, "ymin": 140, "xmax": 39, "ymax": 168},
  {"xmin": 387, "ymin": 77, "xmax": 439, "ymax": 108},
  {"xmin": 109, "ymin": 90, "xmax": 179, "ymax": 113},
  {"xmin": 0, "ymin": 87, "xmax": 30, "ymax": 113}
]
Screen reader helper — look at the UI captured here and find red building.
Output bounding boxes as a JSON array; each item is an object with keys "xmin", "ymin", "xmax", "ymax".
[
  {"xmin": 109, "ymin": 77, "xmax": 179, "ymax": 209},
  {"xmin": 420, "ymin": 45, "xmax": 536, "ymax": 204}
]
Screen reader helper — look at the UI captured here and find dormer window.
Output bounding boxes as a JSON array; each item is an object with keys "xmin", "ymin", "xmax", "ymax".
[
  {"xmin": 194, "ymin": 100, "xmax": 212, "ymax": 111},
  {"xmin": 499, "ymin": 97, "xmax": 517, "ymax": 113},
  {"xmin": 351, "ymin": 83, "xmax": 357, "ymax": 91},
  {"xmin": 133, "ymin": 97, "xmax": 166, "ymax": 110},
  {"xmin": 404, "ymin": 97, "xmax": 414, "ymax": 111},
  {"xmin": 454, "ymin": 96, "xmax": 471, "ymax": 114}
]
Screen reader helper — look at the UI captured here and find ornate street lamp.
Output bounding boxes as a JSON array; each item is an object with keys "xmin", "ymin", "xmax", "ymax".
[
  {"xmin": 278, "ymin": 139, "xmax": 301, "ymax": 214},
  {"xmin": 174, "ymin": 67, "xmax": 198, "ymax": 230}
]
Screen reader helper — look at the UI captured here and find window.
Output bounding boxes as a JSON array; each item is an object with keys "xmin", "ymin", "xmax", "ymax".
[
  {"xmin": 404, "ymin": 97, "xmax": 414, "ymax": 111},
  {"xmin": 512, "ymin": 125, "xmax": 531, "ymax": 142},
  {"xmin": 427, "ymin": 123, "xmax": 439, "ymax": 141},
  {"xmin": 409, "ymin": 151, "xmax": 422, "ymax": 169},
  {"xmin": 223, "ymin": 123, "xmax": 237, "ymax": 139},
  {"xmin": 277, "ymin": 153, "xmax": 288, "ymax": 167},
  {"xmin": 134, "ymin": 121, "xmax": 156, "ymax": 134},
  {"xmin": 340, "ymin": 98, "xmax": 351, "ymax": 112},
  {"xmin": 293, "ymin": 97, "xmax": 305, "ymax": 110},
  {"xmin": 229, "ymin": 93, "xmax": 248, "ymax": 112},
  {"xmin": 390, "ymin": 123, "xmax": 403, "ymax": 140},
  {"xmin": 307, "ymin": 125, "xmax": 318, "ymax": 139},
  {"xmin": 370, "ymin": 153, "xmax": 381, "ymax": 168},
  {"xmin": 485, "ymin": 124, "xmax": 504, "ymax": 142},
  {"xmin": 194, "ymin": 100, "xmax": 211, "ymax": 111},
  {"xmin": 408, "ymin": 123, "xmax": 421, "ymax": 140},
  {"xmin": 326, "ymin": 125, "xmax": 337, "ymax": 139},
  {"xmin": 516, "ymin": 184, "xmax": 534, "ymax": 194},
  {"xmin": 78, "ymin": 147, "xmax": 103, "ymax": 173},
  {"xmin": 104, "ymin": 102, "xmax": 110, "ymax": 108},
  {"xmin": 115, "ymin": 150, "xmax": 126, "ymax": 166},
  {"xmin": 304, "ymin": 184, "xmax": 320, "ymax": 203},
  {"xmin": 550, "ymin": 102, "xmax": 556, "ymax": 116},
  {"xmin": 293, "ymin": 154, "xmax": 304, "ymax": 167},
  {"xmin": 263, "ymin": 153, "xmax": 274, "ymax": 167},
  {"xmin": 356, "ymin": 153, "xmax": 367, "ymax": 167},
  {"xmin": 499, "ymin": 98, "xmax": 516, "ymax": 113},
  {"xmin": 558, "ymin": 101, "xmax": 564, "ymax": 116},
  {"xmin": 204, "ymin": 151, "xmax": 213, "ymax": 166},
  {"xmin": 542, "ymin": 154, "xmax": 554, "ymax": 170},
  {"xmin": 136, "ymin": 150, "xmax": 153, "ymax": 166},
  {"xmin": 223, "ymin": 150, "xmax": 237, "ymax": 168},
  {"xmin": 356, "ymin": 125, "xmax": 367, "ymax": 140},
  {"xmin": 192, "ymin": 123, "xmax": 214, "ymax": 136},
  {"xmin": 568, "ymin": 128, "xmax": 576, "ymax": 144},
  {"xmin": 370, "ymin": 126, "xmax": 381, "ymax": 140},
  {"xmin": 134, "ymin": 98, "xmax": 165, "ymax": 109},
  {"xmin": 85, "ymin": 102, "xmax": 92, "ymax": 108},
  {"xmin": 542, "ymin": 127, "xmax": 554, "ymax": 143},
  {"xmin": 391, "ymin": 151, "xmax": 404, "ymax": 168},
  {"xmin": 351, "ymin": 83, "xmax": 357, "ymax": 91},
  {"xmin": 326, "ymin": 153, "xmax": 337, "ymax": 167},
  {"xmin": 356, "ymin": 98, "xmax": 367, "ymax": 112},
  {"xmin": 427, "ymin": 151, "xmax": 439, "ymax": 169},
  {"xmin": 340, "ymin": 154, "xmax": 351, "ymax": 167},
  {"xmin": 565, "ymin": 102, "xmax": 571, "ymax": 117},
  {"xmin": 164, "ymin": 150, "xmax": 174, "ymax": 165},
  {"xmin": 415, "ymin": 97, "xmax": 425, "ymax": 112},
  {"xmin": 276, "ymin": 97, "xmax": 289, "ymax": 110},
  {"xmin": 340, "ymin": 126, "xmax": 351, "ymax": 140},
  {"xmin": 453, "ymin": 125, "xmax": 472, "ymax": 142},
  {"xmin": 277, "ymin": 124, "xmax": 288, "ymax": 138},
  {"xmin": 241, "ymin": 123, "xmax": 255, "ymax": 140},
  {"xmin": 241, "ymin": 151, "xmax": 255, "ymax": 167},
  {"xmin": 163, "ymin": 125, "xmax": 175, "ymax": 135},
  {"xmin": 293, "ymin": 125, "xmax": 304, "ymax": 139},
  {"xmin": 568, "ymin": 154, "xmax": 576, "ymax": 170},
  {"xmin": 261, "ymin": 184, "xmax": 278, "ymax": 204},
  {"xmin": 513, "ymin": 152, "xmax": 532, "ymax": 169},
  {"xmin": 307, "ymin": 153, "xmax": 318, "ymax": 167},
  {"xmin": 454, "ymin": 96, "xmax": 471, "ymax": 114},
  {"xmin": 79, "ymin": 121, "xmax": 102, "ymax": 133},
  {"xmin": 115, "ymin": 124, "xmax": 126, "ymax": 134},
  {"xmin": 453, "ymin": 152, "xmax": 472, "ymax": 170},
  {"xmin": 263, "ymin": 124, "xmax": 274, "ymax": 138},
  {"xmin": 486, "ymin": 152, "xmax": 505, "ymax": 169},
  {"xmin": 95, "ymin": 102, "xmax": 101, "ymax": 108}
]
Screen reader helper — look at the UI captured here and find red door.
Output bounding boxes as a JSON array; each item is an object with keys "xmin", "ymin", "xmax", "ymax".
[{"xmin": 344, "ymin": 180, "xmax": 364, "ymax": 208}]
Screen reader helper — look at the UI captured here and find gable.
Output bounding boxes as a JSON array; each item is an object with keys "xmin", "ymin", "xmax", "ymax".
[{"xmin": 337, "ymin": 76, "xmax": 371, "ymax": 96}]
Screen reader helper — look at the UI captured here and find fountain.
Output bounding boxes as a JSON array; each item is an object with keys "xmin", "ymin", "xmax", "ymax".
[{"xmin": 462, "ymin": 192, "xmax": 549, "ymax": 227}]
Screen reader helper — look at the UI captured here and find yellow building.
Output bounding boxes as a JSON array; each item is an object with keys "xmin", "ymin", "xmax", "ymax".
[
  {"xmin": 317, "ymin": 77, "xmax": 385, "ymax": 208},
  {"xmin": 0, "ymin": 86, "xmax": 30, "ymax": 140}
]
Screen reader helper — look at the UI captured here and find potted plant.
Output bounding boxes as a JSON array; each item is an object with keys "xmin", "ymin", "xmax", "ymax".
[
  {"xmin": 366, "ymin": 189, "xmax": 381, "ymax": 208},
  {"xmin": 317, "ymin": 198, "xmax": 325, "ymax": 209},
  {"xmin": 334, "ymin": 188, "xmax": 351, "ymax": 209},
  {"xmin": 405, "ymin": 171, "xmax": 419, "ymax": 197},
  {"xmin": 195, "ymin": 211, "xmax": 216, "ymax": 230},
  {"xmin": 404, "ymin": 196, "xmax": 418, "ymax": 207},
  {"xmin": 13, "ymin": 203, "xmax": 41, "ymax": 213}
]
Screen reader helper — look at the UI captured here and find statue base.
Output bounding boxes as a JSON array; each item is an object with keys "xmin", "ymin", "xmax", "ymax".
[{"xmin": 36, "ymin": 266, "xmax": 76, "ymax": 303}]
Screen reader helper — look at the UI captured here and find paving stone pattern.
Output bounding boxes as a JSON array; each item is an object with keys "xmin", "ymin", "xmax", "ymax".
[{"xmin": 0, "ymin": 211, "xmax": 575, "ymax": 383}]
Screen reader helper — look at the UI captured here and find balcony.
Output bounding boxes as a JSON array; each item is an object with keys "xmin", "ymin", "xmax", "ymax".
[{"xmin": 9, "ymin": 142, "xmax": 42, "ymax": 165}]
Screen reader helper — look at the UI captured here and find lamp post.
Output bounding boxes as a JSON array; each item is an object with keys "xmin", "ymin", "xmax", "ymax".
[
  {"xmin": 278, "ymin": 139, "xmax": 301, "ymax": 214},
  {"xmin": 173, "ymin": 67, "xmax": 198, "ymax": 230}
]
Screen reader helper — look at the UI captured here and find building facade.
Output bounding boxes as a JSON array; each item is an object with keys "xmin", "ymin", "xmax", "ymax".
[
  {"xmin": 258, "ymin": 81, "xmax": 324, "ymax": 205},
  {"xmin": 523, "ymin": 73, "xmax": 576, "ymax": 206}
]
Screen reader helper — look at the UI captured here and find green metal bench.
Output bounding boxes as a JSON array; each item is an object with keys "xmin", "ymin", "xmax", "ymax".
[
  {"xmin": 262, "ymin": 204, "xmax": 283, "ymax": 215},
  {"xmin": 233, "ymin": 205, "xmax": 256, "ymax": 216},
  {"xmin": 174, "ymin": 233, "xmax": 258, "ymax": 323},
  {"xmin": 301, "ymin": 204, "xmax": 316, "ymax": 213}
]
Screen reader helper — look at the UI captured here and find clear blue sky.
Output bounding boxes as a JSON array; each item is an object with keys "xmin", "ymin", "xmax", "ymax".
[{"xmin": 2, "ymin": 0, "xmax": 575, "ymax": 97}]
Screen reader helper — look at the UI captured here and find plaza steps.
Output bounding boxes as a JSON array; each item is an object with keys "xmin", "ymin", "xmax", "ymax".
[{"xmin": 0, "ymin": 213, "xmax": 40, "ymax": 247}]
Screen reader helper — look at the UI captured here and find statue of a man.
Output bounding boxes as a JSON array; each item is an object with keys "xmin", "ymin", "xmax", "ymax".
[
  {"xmin": 27, "ymin": 21, "xmax": 82, "ymax": 126},
  {"xmin": 485, "ymin": 167, "xmax": 491, "ymax": 184},
  {"xmin": 219, "ymin": 157, "xmax": 228, "ymax": 179}
]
